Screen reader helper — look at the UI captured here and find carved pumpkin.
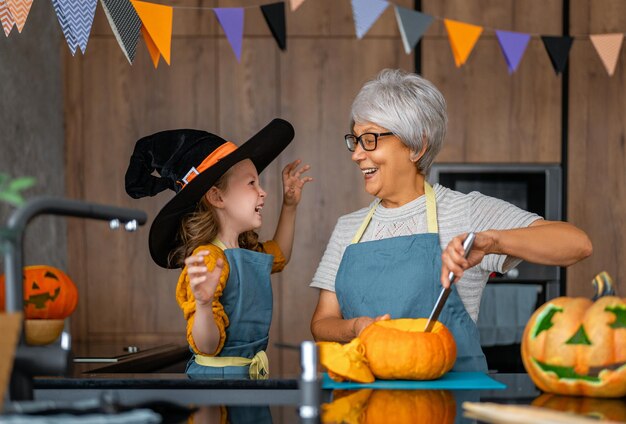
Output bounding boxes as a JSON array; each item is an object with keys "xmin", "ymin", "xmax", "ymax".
[
  {"xmin": 319, "ymin": 318, "xmax": 457, "ymax": 382},
  {"xmin": 521, "ymin": 272, "xmax": 626, "ymax": 397},
  {"xmin": 532, "ymin": 393, "xmax": 626, "ymax": 422},
  {"xmin": 0, "ymin": 265, "xmax": 78, "ymax": 319},
  {"xmin": 322, "ymin": 389, "xmax": 456, "ymax": 424}
]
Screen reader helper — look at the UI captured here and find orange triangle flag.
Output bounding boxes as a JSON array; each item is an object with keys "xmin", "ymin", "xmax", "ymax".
[
  {"xmin": 444, "ymin": 19, "xmax": 483, "ymax": 67},
  {"xmin": 590, "ymin": 33, "xmax": 623, "ymax": 76},
  {"xmin": 131, "ymin": 0, "xmax": 172, "ymax": 67}
]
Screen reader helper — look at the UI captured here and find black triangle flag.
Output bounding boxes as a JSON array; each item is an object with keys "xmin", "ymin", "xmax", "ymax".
[
  {"xmin": 261, "ymin": 2, "xmax": 286, "ymax": 51},
  {"xmin": 541, "ymin": 36, "xmax": 574, "ymax": 75}
]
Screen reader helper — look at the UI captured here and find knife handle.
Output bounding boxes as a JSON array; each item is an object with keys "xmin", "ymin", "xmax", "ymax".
[
  {"xmin": 447, "ymin": 232, "xmax": 476, "ymax": 285},
  {"xmin": 424, "ymin": 233, "xmax": 476, "ymax": 332}
]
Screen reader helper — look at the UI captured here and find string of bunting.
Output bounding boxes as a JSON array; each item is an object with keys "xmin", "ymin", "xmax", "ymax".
[{"xmin": 0, "ymin": 0, "xmax": 623, "ymax": 75}]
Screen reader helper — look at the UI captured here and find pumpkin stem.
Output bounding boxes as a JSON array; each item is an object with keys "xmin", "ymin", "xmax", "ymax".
[{"xmin": 592, "ymin": 271, "xmax": 616, "ymax": 300}]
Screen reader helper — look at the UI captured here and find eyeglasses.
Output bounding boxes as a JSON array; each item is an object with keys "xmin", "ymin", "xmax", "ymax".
[{"xmin": 344, "ymin": 132, "xmax": 394, "ymax": 152}]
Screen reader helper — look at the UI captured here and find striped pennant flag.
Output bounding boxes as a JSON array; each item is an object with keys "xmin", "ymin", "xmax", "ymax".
[
  {"xmin": 0, "ymin": 0, "xmax": 15, "ymax": 37},
  {"xmin": 7, "ymin": 0, "xmax": 33, "ymax": 33},
  {"xmin": 51, "ymin": 0, "xmax": 77, "ymax": 54},
  {"xmin": 101, "ymin": 0, "xmax": 142, "ymax": 64},
  {"xmin": 57, "ymin": 0, "xmax": 98, "ymax": 54}
]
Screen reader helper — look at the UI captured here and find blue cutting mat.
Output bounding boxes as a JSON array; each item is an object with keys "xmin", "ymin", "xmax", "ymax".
[{"xmin": 322, "ymin": 372, "xmax": 506, "ymax": 390}]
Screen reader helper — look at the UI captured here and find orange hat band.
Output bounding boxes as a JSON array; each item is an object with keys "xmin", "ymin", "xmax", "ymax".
[{"xmin": 178, "ymin": 141, "xmax": 238, "ymax": 189}]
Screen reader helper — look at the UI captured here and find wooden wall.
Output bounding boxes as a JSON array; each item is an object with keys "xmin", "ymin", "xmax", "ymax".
[
  {"xmin": 421, "ymin": 0, "xmax": 563, "ymax": 163},
  {"xmin": 65, "ymin": 0, "xmax": 412, "ymax": 374},
  {"xmin": 65, "ymin": 0, "xmax": 620, "ymax": 374},
  {"xmin": 567, "ymin": 0, "xmax": 626, "ymax": 296}
]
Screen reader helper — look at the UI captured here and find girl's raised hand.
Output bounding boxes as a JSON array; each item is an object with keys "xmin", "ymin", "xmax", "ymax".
[
  {"xmin": 185, "ymin": 251, "xmax": 224, "ymax": 306},
  {"xmin": 282, "ymin": 159, "xmax": 313, "ymax": 207}
]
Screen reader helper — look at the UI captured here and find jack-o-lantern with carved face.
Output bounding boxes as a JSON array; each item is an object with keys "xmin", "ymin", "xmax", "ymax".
[
  {"xmin": 0, "ymin": 265, "xmax": 78, "ymax": 319},
  {"xmin": 522, "ymin": 272, "xmax": 626, "ymax": 397}
]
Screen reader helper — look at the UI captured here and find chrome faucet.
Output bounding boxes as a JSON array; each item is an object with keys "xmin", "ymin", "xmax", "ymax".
[{"xmin": 2, "ymin": 196, "xmax": 147, "ymax": 400}]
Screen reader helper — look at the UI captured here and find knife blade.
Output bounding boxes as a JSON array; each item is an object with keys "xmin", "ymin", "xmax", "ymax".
[{"xmin": 424, "ymin": 232, "xmax": 476, "ymax": 333}]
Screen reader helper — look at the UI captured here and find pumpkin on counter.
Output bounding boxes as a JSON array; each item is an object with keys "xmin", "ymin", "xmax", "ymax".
[
  {"xmin": 319, "ymin": 318, "xmax": 457, "ymax": 382},
  {"xmin": 0, "ymin": 265, "xmax": 78, "ymax": 319},
  {"xmin": 521, "ymin": 272, "xmax": 626, "ymax": 398}
]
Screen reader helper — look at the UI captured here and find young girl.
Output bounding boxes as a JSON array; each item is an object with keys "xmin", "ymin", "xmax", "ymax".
[{"xmin": 125, "ymin": 119, "xmax": 311, "ymax": 377}]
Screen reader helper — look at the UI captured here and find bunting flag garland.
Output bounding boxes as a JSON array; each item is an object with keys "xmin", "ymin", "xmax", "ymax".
[
  {"xmin": 351, "ymin": 0, "xmax": 389, "ymax": 39},
  {"xmin": 2, "ymin": 0, "xmax": 626, "ymax": 76},
  {"xmin": 101, "ymin": 0, "xmax": 142, "ymax": 64},
  {"xmin": 51, "ymin": 0, "xmax": 77, "ymax": 54},
  {"xmin": 6, "ymin": 0, "xmax": 32, "ymax": 33},
  {"xmin": 444, "ymin": 19, "xmax": 483, "ymax": 67},
  {"xmin": 58, "ymin": 0, "xmax": 98, "ymax": 54},
  {"xmin": 0, "ymin": 0, "xmax": 14, "ymax": 36},
  {"xmin": 214, "ymin": 8, "xmax": 245, "ymax": 62},
  {"xmin": 131, "ymin": 0, "xmax": 172, "ymax": 67},
  {"xmin": 261, "ymin": 2, "xmax": 286, "ymax": 50},
  {"xmin": 290, "ymin": 0, "xmax": 305, "ymax": 12},
  {"xmin": 542, "ymin": 35, "xmax": 574, "ymax": 75},
  {"xmin": 495, "ymin": 30, "xmax": 531, "ymax": 74},
  {"xmin": 394, "ymin": 6, "xmax": 432, "ymax": 55},
  {"xmin": 590, "ymin": 33, "xmax": 623, "ymax": 76}
]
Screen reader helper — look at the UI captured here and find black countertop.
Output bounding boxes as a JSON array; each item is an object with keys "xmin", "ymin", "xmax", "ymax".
[{"xmin": 5, "ymin": 373, "xmax": 624, "ymax": 423}]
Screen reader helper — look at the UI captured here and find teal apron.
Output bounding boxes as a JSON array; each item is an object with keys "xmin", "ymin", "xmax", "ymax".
[
  {"xmin": 335, "ymin": 182, "xmax": 487, "ymax": 372},
  {"xmin": 186, "ymin": 244, "xmax": 274, "ymax": 378}
]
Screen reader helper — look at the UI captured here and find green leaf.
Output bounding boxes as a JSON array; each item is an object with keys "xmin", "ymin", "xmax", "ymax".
[
  {"xmin": 0, "ymin": 191, "xmax": 25, "ymax": 206},
  {"xmin": 8, "ymin": 176, "xmax": 36, "ymax": 192}
]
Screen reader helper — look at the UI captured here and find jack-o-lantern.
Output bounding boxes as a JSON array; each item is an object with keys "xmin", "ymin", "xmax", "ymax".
[
  {"xmin": 532, "ymin": 393, "xmax": 626, "ymax": 422},
  {"xmin": 322, "ymin": 389, "xmax": 456, "ymax": 424},
  {"xmin": 521, "ymin": 272, "xmax": 626, "ymax": 397},
  {"xmin": 0, "ymin": 265, "xmax": 78, "ymax": 319},
  {"xmin": 319, "ymin": 318, "xmax": 457, "ymax": 382}
]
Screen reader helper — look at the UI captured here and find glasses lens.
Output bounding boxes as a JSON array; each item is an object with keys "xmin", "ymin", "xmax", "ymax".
[
  {"xmin": 345, "ymin": 135, "xmax": 357, "ymax": 152},
  {"xmin": 360, "ymin": 133, "xmax": 377, "ymax": 151}
]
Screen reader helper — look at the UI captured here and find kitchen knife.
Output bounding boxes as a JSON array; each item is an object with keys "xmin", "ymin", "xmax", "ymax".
[{"xmin": 424, "ymin": 232, "xmax": 476, "ymax": 333}]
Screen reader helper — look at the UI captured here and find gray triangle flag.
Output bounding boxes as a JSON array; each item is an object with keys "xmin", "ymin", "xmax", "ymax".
[
  {"xmin": 394, "ymin": 6, "xmax": 433, "ymax": 54},
  {"xmin": 100, "ymin": 0, "xmax": 142, "ymax": 64}
]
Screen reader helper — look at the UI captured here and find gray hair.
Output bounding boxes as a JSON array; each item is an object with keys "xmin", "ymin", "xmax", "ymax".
[{"xmin": 350, "ymin": 69, "xmax": 447, "ymax": 175}]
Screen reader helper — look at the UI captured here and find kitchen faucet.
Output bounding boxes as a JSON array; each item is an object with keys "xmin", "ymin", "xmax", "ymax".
[{"xmin": 2, "ymin": 196, "xmax": 147, "ymax": 400}]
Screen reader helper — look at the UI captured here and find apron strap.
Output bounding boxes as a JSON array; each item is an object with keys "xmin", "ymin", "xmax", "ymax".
[
  {"xmin": 351, "ymin": 181, "xmax": 438, "ymax": 244},
  {"xmin": 424, "ymin": 181, "xmax": 439, "ymax": 234},
  {"xmin": 211, "ymin": 238, "xmax": 228, "ymax": 250},
  {"xmin": 194, "ymin": 350, "xmax": 270, "ymax": 379}
]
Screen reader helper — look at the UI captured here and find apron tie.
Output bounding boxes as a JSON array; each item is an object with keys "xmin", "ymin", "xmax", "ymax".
[{"xmin": 194, "ymin": 350, "xmax": 270, "ymax": 379}]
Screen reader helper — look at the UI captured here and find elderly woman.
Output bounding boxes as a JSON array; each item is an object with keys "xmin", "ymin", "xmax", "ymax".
[{"xmin": 310, "ymin": 69, "xmax": 592, "ymax": 371}]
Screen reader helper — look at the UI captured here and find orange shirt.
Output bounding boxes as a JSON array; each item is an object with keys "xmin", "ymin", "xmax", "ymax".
[{"xmin": 176, "ymin": 240, "xmax": 286, "ymax": 356}]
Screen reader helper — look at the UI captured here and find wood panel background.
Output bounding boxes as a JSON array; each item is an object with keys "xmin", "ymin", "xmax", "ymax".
[
  {"xmin": 65, "ymin": 0, "xmax": 612, "ymax": 376},
  {"xmin": 567, "ymin": 0, "xmax": 626, "ymax": 296},
  {"xmin": 65, "ymin": 0, "xmax": 413, "ymax": 375}
]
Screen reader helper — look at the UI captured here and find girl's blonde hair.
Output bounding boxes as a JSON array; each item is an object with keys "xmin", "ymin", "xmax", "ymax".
[{"xmin": 168, "ymin": 170, "xmax": 259, "ymax": 267}]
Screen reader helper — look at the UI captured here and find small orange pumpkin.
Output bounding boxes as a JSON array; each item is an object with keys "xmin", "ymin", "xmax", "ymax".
[
  {"xmin": 319, "ymin": 318, "xmax": 457, "ymax": 382},
  {"xmin": 0, "ymin": 265, "xmax": 78, "ymax": 319},
  {"xmin": 532, "ymin": 393, "xmax": 626, "ymax": 422},
  {"xmin": 521, "ymin": 272, "xmax": 626, "ymax": 397}
]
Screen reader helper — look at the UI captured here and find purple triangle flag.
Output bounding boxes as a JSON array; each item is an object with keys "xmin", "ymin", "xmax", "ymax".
[
  {"xmin": 496, "ymin": 30, "xmax": 531, "ymax": 74},
  {"xmin": 51, "ymin": 0, "xmax": 77, "ymax": 55},
  {"xmin": 351, "ymin": 0, "xmax": 389, "ymax": 39},
  {"xmin": 214, "ymin": 8, "xmax": 244, "ymax": 62},
  {"xmin": 56, "ymin": 0, "xmax": 98, "ymax": 54}
]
